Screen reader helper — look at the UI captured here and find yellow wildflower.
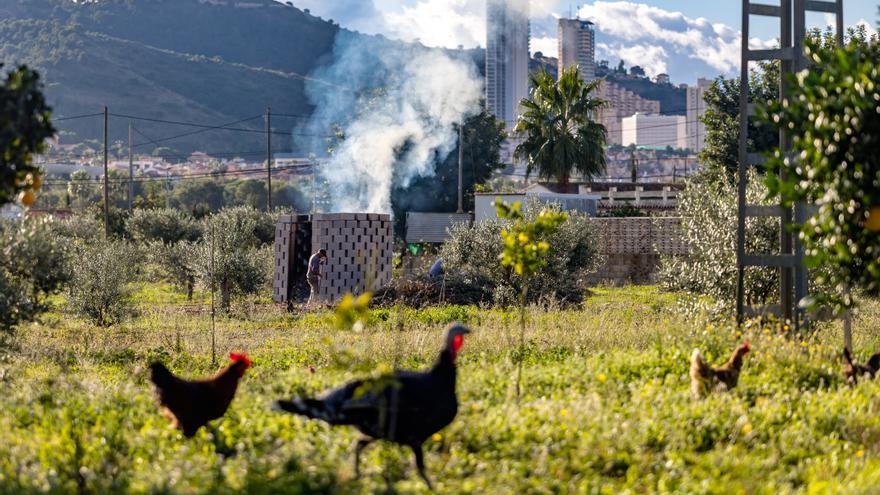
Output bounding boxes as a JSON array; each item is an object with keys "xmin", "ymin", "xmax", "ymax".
[
  {"xmin": 597, "ymin": 373, "xmax": 607, "ymax": 383},
  {"xmin": 432, "ymin": 433, "xmax": 442, "ymax": 442},
  {"xmin": 742, "ymin": 423, "xmax": 753, "ymax": 434},
  {"xmin": 560, "ymin": 408, "xmax": 568, "ymax": 417},
  {"xmin": 857, "ymin": 450, "xmax": 865, "ymax": 458}
]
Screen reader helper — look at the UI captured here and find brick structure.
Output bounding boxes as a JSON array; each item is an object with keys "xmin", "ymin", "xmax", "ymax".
[
  {"xmin": 586, "ymin": 217, "xmax": 688, "ymax": 284},
  {"xmin": 273, "ymin": 213, "xmax": 392, "ymax": 304}
]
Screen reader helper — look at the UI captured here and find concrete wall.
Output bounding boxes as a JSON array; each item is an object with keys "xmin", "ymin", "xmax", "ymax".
[{"xmin": 587, "ymin": 217, "xmax": 687, "ymax": 284}]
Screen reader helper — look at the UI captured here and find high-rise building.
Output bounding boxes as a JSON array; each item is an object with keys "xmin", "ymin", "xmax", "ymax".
[
  {"xmin": 594, "ymin": 80, "xmax": 661, "ymax": 145},
  {"xmin": 557, "ymin": 18, "xmax": 596, "ymax": 81},
  {"xmin": 486, "ymin": 0, "xmax": 530, "ymax": 129},
  {"xmin": 621, "ymin": 113, "xmax": 688, "ymax": 149},
  {"xmin": 686, "ymin": 78, "xmax": 713, "ymax": 152}
]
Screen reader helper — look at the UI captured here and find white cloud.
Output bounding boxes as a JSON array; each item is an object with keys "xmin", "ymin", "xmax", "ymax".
[
  {"xmin": 577, "ymin": 1, "xmax": 773, "ymax": 75},
  {"xmin": 597, "ymin": 43, "xmax": 667, "ymax": 76},
  {"xmin": 379, "ymin": 0, "xmax": 561, "ymax": 50},
  {"xmin": 293, "ymin": 0, "xmax": 778, "ymax": 82},
  {"xmin": 530, "ymin": 36, "xmax": 557, "ymax": 57},
  {"xmin": 383, "ymin": 0, "xmax": 485, "ymax": 48}
]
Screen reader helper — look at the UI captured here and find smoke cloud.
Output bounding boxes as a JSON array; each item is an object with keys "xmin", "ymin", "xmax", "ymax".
[{"xmin": 303, "ymin": 33, "xmax": 483, "ymax": 214}]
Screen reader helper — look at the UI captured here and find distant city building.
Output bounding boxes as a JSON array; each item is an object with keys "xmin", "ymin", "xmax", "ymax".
[
  {"xmin": 486, "ymin": 0, "xmax": 530, "ymax": 129},
  {"xmin": 595, "ymin": 80, "xmax": 661, "ymax": 145},
  {"xmin": 621, "ymin": 113, "xmax": 687, "ymax": 149},
  {"xmin": 557, "ymin": 18, "xmax": 596, "ymax": 81},
  {"xmin": 686, "ymin": 78, "xmax": 713, "ymax": 153}
]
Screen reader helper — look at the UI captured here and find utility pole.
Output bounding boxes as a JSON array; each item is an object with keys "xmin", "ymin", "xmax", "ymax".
[
  {"xmin": 103, "ymin": 106, "xmax": 110, "ymax": 237},
  {"xmin": 457, "ymin": 121, "xmax": 464, "ymax": 213},
  {"xmin": 128, "ymin": 122, "xmax": 134, "ymax": 213},
  {"xmin": 266, "ymin": 106, "xmax": 272, "ymax": 212},
  {"xmin": 629, "ymin": 148, "xmax": 638, "ymax": 183}
]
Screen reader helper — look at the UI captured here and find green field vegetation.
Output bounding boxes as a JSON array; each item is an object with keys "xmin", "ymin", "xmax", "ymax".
[{"xmin": 1, "ymin": 284, "xmax": 879, "ymax": 494}]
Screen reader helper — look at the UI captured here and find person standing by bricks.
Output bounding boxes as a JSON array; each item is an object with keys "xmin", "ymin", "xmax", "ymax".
[{"xmin": 307, "ymin": 248, "xmax": 327, "ymax": 307}]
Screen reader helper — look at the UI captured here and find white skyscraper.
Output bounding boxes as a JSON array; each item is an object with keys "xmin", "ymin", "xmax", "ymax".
[
  {"xmin": 557, "ymin": 18, "xmax": 596, "ymax": 81},
  {"xmin": 686, "ymin": 78, "xmax": 713, "ymax": 152},
  {"xmin": 485, "ymin": 0, "xmax": 530, "ymax": 130}
]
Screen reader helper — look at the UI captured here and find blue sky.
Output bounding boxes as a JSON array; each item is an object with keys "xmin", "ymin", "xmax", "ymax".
[{"xmin": 289, "ymin": 1, "xmax": 878, "ymax": 84}]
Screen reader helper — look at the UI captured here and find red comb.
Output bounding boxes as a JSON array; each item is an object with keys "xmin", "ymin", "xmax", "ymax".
[
  {"xmin": 229, "ymin": 352, "xmax": 252, "ymax": 367},
  {"xmin": 742, "ymin": 340, "xmax": 751, "ymax": 351}
]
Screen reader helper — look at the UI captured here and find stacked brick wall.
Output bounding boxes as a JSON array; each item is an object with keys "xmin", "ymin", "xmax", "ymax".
[
  {"xmin": 272, "ymin": 215, "xmax": 295, "ymax": 302},
  {"xmin": 587, "ymin": 217, "xmax": 687, "ymax": 284},
  {"xmin": 311, "ymin": 213, "xmax": 393, "ymax": 302}
]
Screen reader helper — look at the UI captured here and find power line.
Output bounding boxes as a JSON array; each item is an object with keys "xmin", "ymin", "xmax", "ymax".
[
  {"xmin": 110, "ymin": 112, "xmax": 335, "ymax": 139},
  {"xmin": 130, "ymin": 115, "xmax": 263, "ymax": 149},
  {"xmin": 53, "ymin": 112, "xmax": 105, "ymax": 122},
  {"xmin": 41, "ymin": 161, "xmax": 317, "ymax": 186}
]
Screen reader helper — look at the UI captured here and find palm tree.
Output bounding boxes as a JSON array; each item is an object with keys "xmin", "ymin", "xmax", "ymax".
[{"xmin": 514, "ymin": 66, "xmax": 608, "ymax": 186}]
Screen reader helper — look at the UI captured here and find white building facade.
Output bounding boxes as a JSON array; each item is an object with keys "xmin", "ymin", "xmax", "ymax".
[
  {"xmin": 621, "ymin": 113, "xmax": 688, "ymax": 149},
  {"xmin": 557, "ymin": 18, "xmax": 596, "ymax": 81},
  {"xmin": 686, "ymin": 78, "xmax": 713, "ymax": 152},
  {"xmin": 486, "ymin": 0, "xmax": 530, "ymax": 130}
]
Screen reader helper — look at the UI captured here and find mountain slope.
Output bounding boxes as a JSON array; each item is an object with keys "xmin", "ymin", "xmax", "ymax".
[
  {"xmin": 0, "ymin": 0, "xmax": 487, "ymax": 156},
  {"xmin": 0, "ymin": 0, "xmax": 341, "ymax": 76},
  {"xmin": 0, "ymin": 18, "xmax": 329, "ymax": 153}
]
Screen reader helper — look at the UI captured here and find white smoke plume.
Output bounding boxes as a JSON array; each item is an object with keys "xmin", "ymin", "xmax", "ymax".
[{"xmin": 304, "ymin": 34, "xmax": 483, "ymax": 214}]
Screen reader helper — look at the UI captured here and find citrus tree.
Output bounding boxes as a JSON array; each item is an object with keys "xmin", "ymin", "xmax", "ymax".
[
  {"xmin": 496, "ymin": 198, "xmax": 566, "ymax": 396},
  {"xmin": 0, "ymin": 65, "xmax": 55, "ymax": 207},
  {"xmin": 761, "ymin": 39, "xmax": 880, "ymax": 309}
]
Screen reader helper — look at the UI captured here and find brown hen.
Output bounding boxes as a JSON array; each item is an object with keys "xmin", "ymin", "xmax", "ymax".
[{"xmin": 690, "ymin": 342, "xmax": 750, "ymax": 398}]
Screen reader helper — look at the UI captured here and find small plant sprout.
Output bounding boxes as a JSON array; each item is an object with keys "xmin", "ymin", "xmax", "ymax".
[
  {"xmin": 495, "ymin": 197, "xmax": 567, "ymax": 397},
  {"xmin": 334, "ymin": 291, "xmax": 372, "ymax": 331}
]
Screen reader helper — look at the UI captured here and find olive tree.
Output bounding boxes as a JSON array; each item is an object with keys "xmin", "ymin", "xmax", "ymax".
[
  {"xmin": 657, "ymin": 170, "xmax": 778, "ymax": 310},
  {"xmin": 126, "ymin": 208, "xmax": 202, "ymax": 245},
  {"xmin": 0, "ymin": 216, "xmax": 71, "ymax": 330},
  {"xmin": 441, "ymin": 198, "xmax": 600, "ymax": 306},
  {"xmin": 193, "ymin": 207, "xmax": 272, "ymax": 311},
  {"xmin": 67, "ymin": 239, "xmax": 138, "ymax": 326}
]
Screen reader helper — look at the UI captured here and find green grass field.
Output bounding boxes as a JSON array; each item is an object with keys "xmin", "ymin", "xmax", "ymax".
[{"xmin": 3, "ymin": 284, "xmax": 880, "ymax": 494}]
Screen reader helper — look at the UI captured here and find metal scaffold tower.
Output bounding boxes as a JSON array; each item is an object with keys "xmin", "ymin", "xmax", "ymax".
[{"xmin": 736, "ymin": 0, "xmax": 844, "ymax": 329}]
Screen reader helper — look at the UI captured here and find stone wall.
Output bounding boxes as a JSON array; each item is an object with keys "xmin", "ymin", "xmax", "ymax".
[{"xmin": 587, "ymin": 217, "xmax": 687, "ymax": 285}]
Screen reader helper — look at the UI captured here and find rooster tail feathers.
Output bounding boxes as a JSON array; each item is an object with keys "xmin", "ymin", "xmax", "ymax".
[
  {"xmin": 690, "ymin": 348, "xmax": 706, "ymax": 375},
  {"xmin": 273, "ymin": 398, "xmax": 334, "ymax": 422},
  {"xmin": 843, "ymin": 347, "xmax": 854, "ymax": 366},
  {"xmin": 149, "ymin": 362, "xmax": 175, "ymax": 389}
]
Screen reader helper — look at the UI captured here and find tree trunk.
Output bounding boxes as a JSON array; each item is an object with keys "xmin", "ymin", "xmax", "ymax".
[
  {"xmin": 558, "ymin": 170, "xmax": 570, "ymax": 188},
  {"xmin": 515, "ymin": 283, "xmax": 528, "ymax": 399},
  {"xmin": 220, "ymin": 280, "xmax": 231, "ymax": 311}
]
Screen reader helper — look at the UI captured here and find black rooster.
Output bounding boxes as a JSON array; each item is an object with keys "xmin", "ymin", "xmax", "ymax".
[{"xmin": 274, "ymin": 323, "xmax": 471, "ymax": 489}]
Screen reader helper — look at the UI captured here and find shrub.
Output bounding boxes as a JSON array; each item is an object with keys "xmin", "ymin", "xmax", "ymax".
[
  {"xmin": 50, "ymin": 214, "xmax": 104, "ymax": 243},
  {"xmin": 657, "ymin": 170, "xmax": 777, "ymax": 309},
  {"xmin": 67, "ymin": 239, "xmax": 138, "ymax": 326},
  {"xmin": 441, "ymin": 199, "xmax": 600, "ymax": 306},
  {"xmin": 193, "ymin": 207, "xmax": 273, "ymax": 311},
  {"xmin": 126, "ymin": 208, "xmax": 202, "ymax": 244},
  {"xmin": 148, "ymin": 240, "xmax": 198, "ymax": 300},
  {"xmin": 0, "ymin": 216, "xmax": 71, "ymax": 331}
]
